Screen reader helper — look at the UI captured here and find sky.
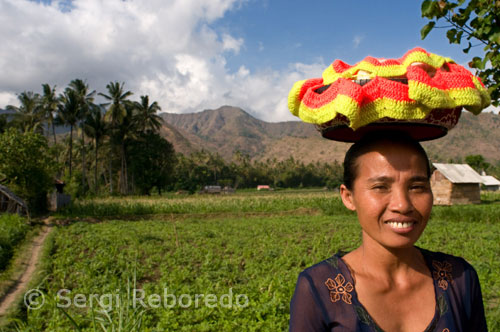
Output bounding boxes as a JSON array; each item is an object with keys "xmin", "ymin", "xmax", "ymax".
[{"xmin": 0, "ymin": 0, "xmax": 496, "ymax": 122}]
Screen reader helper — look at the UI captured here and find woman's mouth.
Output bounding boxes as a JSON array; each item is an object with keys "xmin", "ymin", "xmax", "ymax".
[
  {"xmin": 384, "ymin": 220, "xmax": 417, "ymax": 233},
  {"xmin": 386, "ymin": 221, "xmax": 415, "ymax": 229}
]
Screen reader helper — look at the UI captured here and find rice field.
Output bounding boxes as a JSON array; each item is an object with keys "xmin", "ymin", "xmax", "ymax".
[{"xmin": 3, "ymin": 190, "xmax": 499, "ymax": 331}]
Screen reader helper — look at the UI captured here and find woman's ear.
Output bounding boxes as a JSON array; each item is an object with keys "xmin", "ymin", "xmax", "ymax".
[{"xmin": 340, "ymin": 184, "xmax": 356, "ymax": 211}]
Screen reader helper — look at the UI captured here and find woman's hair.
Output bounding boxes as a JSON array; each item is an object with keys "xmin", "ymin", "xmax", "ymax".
[{"xmin": 343, "ymin": 131, "xmax": 431, "ymax": 190}]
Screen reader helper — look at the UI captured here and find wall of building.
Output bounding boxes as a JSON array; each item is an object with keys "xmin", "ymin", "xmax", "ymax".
[
  {"xmin": 450, "ymin": 183, "xmax": 481, "ymax": 204},
  {"xmin": 431, "ymin": 170, "xmax": 481, "ymax": 205},
  {"xmin": 431, "ymin": 171, "xmax": 453, "ymax": 205}
]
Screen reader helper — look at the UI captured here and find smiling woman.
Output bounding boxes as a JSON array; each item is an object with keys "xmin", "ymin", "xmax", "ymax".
[
  {"xmin": 287, "ymin": 49, "xmax": 490, "ymax": 332},
  {"xmin": 289, "ymin": 132, "xmax": 488, "ymax": 332}
]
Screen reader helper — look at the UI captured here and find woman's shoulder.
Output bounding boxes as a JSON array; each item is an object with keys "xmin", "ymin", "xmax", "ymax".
[
  {"xmin": 418, "ymin": 247, "xmax": 476, "ymax": 271},
  {"xmin": 300, "ymin": 252, "xmax": 347, "ymax": 277},
  {"xmin": 417, "ymin": 247, "xmax": 480, "ymax": 292},
  {"xmin": 298, "ymin": 252, "xmax": 351, "ymax": 291}
]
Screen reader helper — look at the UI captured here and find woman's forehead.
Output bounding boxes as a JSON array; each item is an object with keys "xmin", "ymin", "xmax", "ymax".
[{"xmin": 355, "ymin": 143, "xmax": 429, "ymax": 175}]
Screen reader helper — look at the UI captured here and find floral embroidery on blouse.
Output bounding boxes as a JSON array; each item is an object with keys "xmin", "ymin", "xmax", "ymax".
[
  {"xmin": 432, "ymin": 260, "xmax": 453, "ymax": 290},
  {"xmin": 325, "ymin": 273, "xmax": 354, "ymax": 304}
]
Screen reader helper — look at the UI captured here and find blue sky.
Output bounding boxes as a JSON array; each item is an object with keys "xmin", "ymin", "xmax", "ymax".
[
  {"xmin": 215, "ymin": 0, "xmax": 483, "ymax": 71},
  {"xmin": 0, "ymin": 0, "xmax": 493, "ymax": 121}
]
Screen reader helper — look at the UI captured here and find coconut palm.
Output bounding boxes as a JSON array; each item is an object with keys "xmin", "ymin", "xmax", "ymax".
[
  {"xmin": 133, "ymin": 95, "xmax": 163, "ymax": 133},
  {"xmin": 40, "ymin": 84, "xmax": 60, "ymax": 144},
  {"xmin": 69, "ymin": 79, "xmax": 96, "ymax": 192},
  {"xmin": 99, "ymin": 82, "xmax": 134, "ymax": 194},
  {"xmin": 83, "ymin": 105, "xmax": 108, "ymax": 193},
  {"xmin": 57, "ymin": 89, "xmax": 80, "ymax": 177},
  {"xmin": 99, "ymin": 82, "xmax": 133, "ymax": 126},
  {"xmin": 6, "ymin": 91, "xmax": 43, "ymax": 133}
]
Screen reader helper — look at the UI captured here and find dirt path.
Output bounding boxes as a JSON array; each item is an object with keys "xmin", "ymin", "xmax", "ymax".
[{"xmin": 0, "ymin": 225, "xmax": 53, "ymax": 316}]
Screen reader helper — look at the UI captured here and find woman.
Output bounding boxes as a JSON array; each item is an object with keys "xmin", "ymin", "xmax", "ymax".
[
  {"xmin": 287, "ymin": 48, "xmax": 490, "ymax": 332},
  {"xmin": 289, "ymin": 132, "xmax": 488, "ymax": 331}
]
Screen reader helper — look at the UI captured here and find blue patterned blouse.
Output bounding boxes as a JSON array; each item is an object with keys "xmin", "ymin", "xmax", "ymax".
[{"xmin": 289, "ymin": 247, "xmax": 487, "ymax": 332}]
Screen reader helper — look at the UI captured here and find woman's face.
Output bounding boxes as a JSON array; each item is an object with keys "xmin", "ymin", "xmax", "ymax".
[{"xmin": 340, "ymin": 142, "xmax": 433, "ymax": 249}]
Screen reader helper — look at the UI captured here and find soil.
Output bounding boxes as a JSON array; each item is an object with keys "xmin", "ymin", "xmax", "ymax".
[{"xmin": 0, "ymin": 225, "xmax": 53, "ymax": 316}]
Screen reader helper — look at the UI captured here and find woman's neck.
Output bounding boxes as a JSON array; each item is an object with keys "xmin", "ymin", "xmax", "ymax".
[{"xmin": 346, "ymin": 233, "xmax": 427, "ymax": 283}]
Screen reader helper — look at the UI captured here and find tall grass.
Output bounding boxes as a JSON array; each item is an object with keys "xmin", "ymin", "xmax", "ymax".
[{"xmin": 56, "ymin": 192, "xmax": 344, "ymax": 217}]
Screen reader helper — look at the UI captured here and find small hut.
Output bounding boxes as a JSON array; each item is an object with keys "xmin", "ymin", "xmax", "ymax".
[
  {"xmin": 481, "ymin": 175, "xmax": 500, "ymax": 191},
  {"xmin": 0, "ymin": 184, "xmax": 28, "ymax": 215},
  {"xmin": 431, "ymin": 163, "xmax": 483, "ymax": 205}
]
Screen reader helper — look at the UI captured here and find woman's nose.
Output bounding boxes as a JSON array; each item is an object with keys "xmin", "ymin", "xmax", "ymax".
[{"xmin": 388, "ymin": 188, "xmax": 414, "ymax": 214}]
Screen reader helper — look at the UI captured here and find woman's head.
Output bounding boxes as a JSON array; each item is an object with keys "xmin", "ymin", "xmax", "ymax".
[
  {"xmin": 343, "ymin": 131, "xmax": 431, "ymax": 191},
  {"xmin": 339, "ymin": 131, "xmax": 433, "ymax": 249}
]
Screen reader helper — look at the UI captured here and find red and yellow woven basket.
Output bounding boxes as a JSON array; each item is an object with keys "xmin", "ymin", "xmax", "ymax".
[{"xmin": 288, "ymin": 47, "xmax": 490, "ymax": 142}]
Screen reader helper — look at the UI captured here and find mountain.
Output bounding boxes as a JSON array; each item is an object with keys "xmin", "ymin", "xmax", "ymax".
[{"xmin": 160, "ymin": 106, "xmax": 500, "ymax": 164}]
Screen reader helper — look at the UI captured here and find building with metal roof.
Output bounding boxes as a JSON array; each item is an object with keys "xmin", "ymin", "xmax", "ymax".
[
  {"xmin": 431, "ymin": 163, "xmax": 482, "ymax": 205},
  {"xmin": 481, "ymin": 175, "xmax": 500, "ymax": 191}
]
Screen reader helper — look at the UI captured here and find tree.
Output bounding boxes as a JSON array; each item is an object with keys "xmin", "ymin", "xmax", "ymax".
[
  {"xmin": 99, "ymin": 82, "xmax": 133, "ymax": 127},
  {"xmin": 40, "ymin": 83, "xmax": 60, "ymax": 145},
  {"xmin": 421, "ymin": 0, "xmax": 500, "ymax": 104},
  {"xmin": 6, "ymin": 91, "xmax": 43, "ymax": 133},
  {"xmin": 127, "ymin": 131, "xmax": 176, "ymax": 195},
  {"xmin": 465, "ymin": 154, "xmax": 490, "ymax": 172},
  {"xmin": 133, "ymin": 95, "xmax": 163, "ymax": 132},
  {"xmin": 83, "ymin": 105, "xmax": 109, "ymax": 193},
  {"xmin": 99, "ymin": 82, "xmax": 134, "ymax": 194},
  {"xmin": 68, "ymin": 79, "xmax": 96, "ymax": 194},
  {"xmin": 57, "ymin": 88, "xmax": 80, "ymax": 177},
  {"xmin": 0, "ymin": 128, "xmax": 55, "ymax": 213},
  {"xmin": 0, "ymin": 114, "xmax": 8, "ymax": 133}
]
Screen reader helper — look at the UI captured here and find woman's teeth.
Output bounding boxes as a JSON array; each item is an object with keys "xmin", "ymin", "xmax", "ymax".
[{"xmin": 386, "ymin": 221, "xmax": 414, "ymax": 229}]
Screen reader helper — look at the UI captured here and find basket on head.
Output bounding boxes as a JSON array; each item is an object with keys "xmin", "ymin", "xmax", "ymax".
[{"xmin": 288, "ymin": 48, "xmax": 491, "ymax": 142}]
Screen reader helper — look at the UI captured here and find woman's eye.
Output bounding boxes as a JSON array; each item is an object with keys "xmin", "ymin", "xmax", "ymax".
[
  {"xmin": 372, "ymin": 185, "xmax": 388, "ymax": 191},
  {"xmin": 410, "ymin": 184, "xmax": 428, "ymax": 191}
]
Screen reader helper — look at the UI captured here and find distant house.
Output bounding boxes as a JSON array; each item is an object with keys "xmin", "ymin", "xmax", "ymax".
[
  {"xmin": 0, "ymin": 184, "xmax": 28, "ymax": 215},
  {"xmin": 257, "ymin": 185, "xmax": 271, "ymax": 191},
  {"xmin": 48, "ymin": 180, "xmax": 71, "ymax": 212},
  {"xmin": 431, "ymin": 163, "xmax": 483, "ymax": 205},
  {"xmin": 481, "ymin": 175, "xmax": 500, "ymax": 191},
  {"xmin": 199, "ymin": 185, "xmax": 222, "ymax": 194}
]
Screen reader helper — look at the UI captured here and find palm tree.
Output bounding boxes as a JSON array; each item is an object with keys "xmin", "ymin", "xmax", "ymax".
[
  {"xmin": 99, "ymin": 82, "xmax": 134, "ymax": 194},
  {"xmin": 6, "ymin": 91, "xmax": 43, "ymax": 133},
  {"xmin": 69, "ymin": 79, "xmax": 96, "ymax": 192},
  {"xmin": 133, "ymin": 95, "xmax": 163, "ymax": 133},
  {"xmin": 57, "ymin": 89, "xmax": 80, "ymax": 177},
  {"xmin": 40, "ymin": 84, "xmax": 60, "ymax": 145},
  {"xmin": 83, "ymin": 105, "xmax": 108, "ymax": 193},
  {"xmin": 99, "ymin": 82, "xmax": 133, "ymax": 127}
]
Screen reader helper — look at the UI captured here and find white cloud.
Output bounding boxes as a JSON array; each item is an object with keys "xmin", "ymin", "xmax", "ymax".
[
  {"xmin": 0, "ymin": 0, "xmax": 324, "ymax": 122},
  {"xmin": 221, "ymin": 33, "xmax": 244, "ymax": 54},
  {"xmin": 0, "ymin": 92, "xmax": 18, "ymax": 108},
  {"xmin": 353, "ymin": 35, "xmax": 363, "ymax": 49}
]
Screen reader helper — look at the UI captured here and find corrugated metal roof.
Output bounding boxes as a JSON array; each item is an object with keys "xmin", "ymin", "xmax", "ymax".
[
  {"xmin": 481, "ymin": 175, "xmax": 500, "ymax": 186},
  {"xmin": 432, "ymin": 163, "xmax": 484, "ymax": 184}
]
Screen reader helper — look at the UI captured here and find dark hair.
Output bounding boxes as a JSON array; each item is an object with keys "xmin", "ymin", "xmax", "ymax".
[{"xmin": 343, "ymin": 131, "xmax": 431, "ymax": 190}]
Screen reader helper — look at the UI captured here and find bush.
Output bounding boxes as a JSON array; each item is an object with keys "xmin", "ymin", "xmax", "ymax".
[{"xmin": 0, "ymin": 128, "xmax": 56, "ymax": 214}]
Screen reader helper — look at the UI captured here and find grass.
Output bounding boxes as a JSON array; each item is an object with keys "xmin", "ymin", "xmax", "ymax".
[
  {"xmin": 2, "ymin": 190, "xmax": 499, "ymax": 331},
  {"xmin": 0, "ymin": 214, "xmax": 30, "ymax": 271},
  {"xmin": 55, "ymin": 191, "xmax": 346, "ymax": 218}
]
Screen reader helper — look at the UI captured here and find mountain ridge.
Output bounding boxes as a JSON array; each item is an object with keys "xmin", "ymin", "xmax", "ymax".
[{"xmin": 160, "ymin": 106, "xmax": 500, "ymax": 164}]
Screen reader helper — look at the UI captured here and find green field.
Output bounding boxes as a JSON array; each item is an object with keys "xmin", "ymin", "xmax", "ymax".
[{"xmin": 3, "ymin": 190, "xmax": 499, "ymax": 331}]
